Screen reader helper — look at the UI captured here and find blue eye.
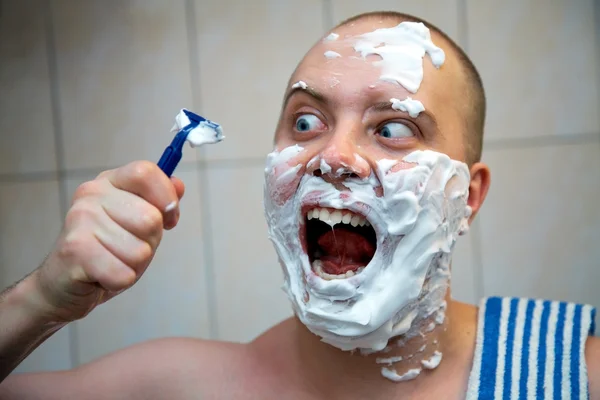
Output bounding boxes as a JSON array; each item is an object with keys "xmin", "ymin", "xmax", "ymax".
[
  {"xmin": 295, "ymin": 114, "xmax": 323, "ymax": 132},
  {"xmin": 378, "ymin": 122, "xmax": 414, "ymax": 139}
]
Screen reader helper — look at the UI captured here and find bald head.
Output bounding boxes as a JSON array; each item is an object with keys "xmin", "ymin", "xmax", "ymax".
[{"xmin": 331, "ymin": 11, "xmax": 486, "ymax": 165}]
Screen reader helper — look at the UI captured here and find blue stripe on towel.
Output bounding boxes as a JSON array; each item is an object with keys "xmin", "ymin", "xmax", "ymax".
[
  {"xmin": 572, "ymin": 304, "xmax": 582, "ymax": 400},
  {"xmin": 480, "ymin": 297, "xmax": 502, "ymax": 399},
  {"xmin": 519, "ymin": 300, "xmax": 535, "ymax": 400},
  {"xmin": 503, "ymin": 298, "xmax": 518, "ymax": 400},
  {"xmin": 536, "ymin": 301, "xmax": 551, "ymax": 399},
  {"xmin": 553, "ymin": 302, "xmax": 567, "ymax": 400}
]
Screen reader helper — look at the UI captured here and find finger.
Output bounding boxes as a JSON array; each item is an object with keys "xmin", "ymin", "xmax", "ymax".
[
  {"xmin": 164, "ymin": 205, "xmax": 180, "ymax": 231},
  {"xmin": 98, "ymin": 189, "xmax": 164, "ymax": 247},
  {"xmin": 106, "ymin": 161, "xmax": 179, "ymax": 214},
  {"xmin": 171, "ymin": 176, "xmax": 185, "ymax": 200},
  {"xmin": 92, "ymin": 210, "xmax": 155, "ymax": 276},
  {"xmin": 67, "ymin": 236, "xmax": 136, "ymax": 292}
]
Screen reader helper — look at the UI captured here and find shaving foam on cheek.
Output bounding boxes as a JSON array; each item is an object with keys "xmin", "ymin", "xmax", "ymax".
[
  {"xmin": 264, "ymin": 148, "xmax": 471, "ymax": 356},
  {"xmin": 353, "ymin": 22, "xmax": 445, "ymax": 93}
]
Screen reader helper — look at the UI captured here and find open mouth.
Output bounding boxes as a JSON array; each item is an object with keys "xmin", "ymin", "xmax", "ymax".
[{"xmin": 304, "ymin": 207, "xmax": 377, "ymax": 280}]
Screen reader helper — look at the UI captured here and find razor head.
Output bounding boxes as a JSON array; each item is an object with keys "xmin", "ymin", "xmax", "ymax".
[
  {"xmin": 182, "ymin": 108, "xmax": 221, "ymax": 132},
  {"xmin": 182, "ymin": 108, "xmax": 206, "ymax": 124}
]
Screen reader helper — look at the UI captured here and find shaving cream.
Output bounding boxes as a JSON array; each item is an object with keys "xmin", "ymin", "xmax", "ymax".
[
  {"xmin": 324, "ymin": 51, "xmax": 342, "ymax": 59},
  {"xmin": 353, "ymin": 22, "xmax": 444, "ymax": 93},
  {"xmin": 264, "ymin": 147, "xmax": 471, "ymax": 353},
  {"xmin": 391, "ymin": 97, "xmax": 425, "ymax": 118},
  {"xmin": 381, "ymin": 367, "xmax": 422, "ymax": 382},
  {"xmin": 292, "ymin": 81, "xmax": 308, "ymax": 90},
  {"xmin": 324, "ymin": 32, "xmax": 340, "ymax": 41},
  {"xmin": 170, "ymin": 109, "xmax": 224, "ymax": 147},
  {"xmin": 421, "ymin": 350, "xmax": 442, "ymax": 369}
]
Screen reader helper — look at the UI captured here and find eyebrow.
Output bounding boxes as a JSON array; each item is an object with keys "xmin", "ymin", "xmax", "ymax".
[
  {"xmin": 282, "ymin": 87, "xmax": 440, "ymax": 136},
  {"xmin": 282, "ymin": 85, "xmax": 328, "ymax": 110}
]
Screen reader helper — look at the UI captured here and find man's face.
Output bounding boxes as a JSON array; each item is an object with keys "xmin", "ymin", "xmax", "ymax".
[
  {"xmin": 274, "ymin": 21, "xmax": 469, "ymax": 172},
  {"xmin": 264, "ymin": 20, "xmax": 475, "ymax": 352}
]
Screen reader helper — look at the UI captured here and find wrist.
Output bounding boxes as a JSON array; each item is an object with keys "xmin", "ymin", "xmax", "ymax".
[{"xmin": 10, "ymin": 271, "xmax": 66, "ymax": 327}]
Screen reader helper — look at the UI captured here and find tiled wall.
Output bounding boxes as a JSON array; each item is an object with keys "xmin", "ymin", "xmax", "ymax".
[{"xmin": 1, "ymin": 0, "xmax": 598, "ymax": 372}]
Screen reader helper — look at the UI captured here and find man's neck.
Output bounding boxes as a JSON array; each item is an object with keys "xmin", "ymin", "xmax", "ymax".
[{"xmin": 290, "ymin": 298, "xmax": 478, "ymax": 399}]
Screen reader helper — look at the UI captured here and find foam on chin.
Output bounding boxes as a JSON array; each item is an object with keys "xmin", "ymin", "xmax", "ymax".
[{"xmin": 263, "ymin": 147, "xmax": 472, "ymax": 352}]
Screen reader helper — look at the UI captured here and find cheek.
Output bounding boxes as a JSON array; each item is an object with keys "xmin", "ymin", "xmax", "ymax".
[{"xmin": 267, "ymin": 162, "xmax": 304, "ymax": 206}]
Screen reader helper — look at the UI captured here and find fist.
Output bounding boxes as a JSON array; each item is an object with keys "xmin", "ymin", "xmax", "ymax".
[{"xmin": 34, "ymin": 161, "xmax": 185, "ymax": 322}]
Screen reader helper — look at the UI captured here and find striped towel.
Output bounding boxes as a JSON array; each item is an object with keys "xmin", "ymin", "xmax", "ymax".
[{"xmin": 467, "ymin": 297, "xmax": 596, "ymax": 400}]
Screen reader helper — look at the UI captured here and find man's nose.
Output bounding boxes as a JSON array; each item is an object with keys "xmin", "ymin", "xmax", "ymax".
[{"xmin": 307, "ymin": 130, "xmax": 371, "ymax": 181}]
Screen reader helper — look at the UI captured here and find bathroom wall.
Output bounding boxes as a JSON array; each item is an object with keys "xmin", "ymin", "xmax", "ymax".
[{"xmin": 1, "ymin": 0, "xmax": 599, "ymax": 372}]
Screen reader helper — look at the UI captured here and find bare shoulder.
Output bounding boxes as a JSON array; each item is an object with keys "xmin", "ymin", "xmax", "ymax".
[
  {"xmin": 1, "ymin": 337, "xmax": 249, "ymax": 400},
  {"xmin": 586, "ymin": 335, "xmax": 600, "ymax": 398}
]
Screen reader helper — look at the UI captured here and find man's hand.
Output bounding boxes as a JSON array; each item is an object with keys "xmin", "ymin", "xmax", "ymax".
[{"xmin": 32, "ymin": 160, "xmax": 185, "ymax": 322}]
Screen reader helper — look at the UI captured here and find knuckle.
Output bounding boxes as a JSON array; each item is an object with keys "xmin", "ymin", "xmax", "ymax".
[
  {"xmin": 141, "ymin": 206, "xmax": 163, "ymax": 232},
  {"xmin": 72, "ymin": 180, "xmax": 103, "ymax": 201},
  {"xmin": 128, "ymin": 161, "xmax": 159, "ymax": 183},
  {"xmin": 64, "ymin": 202, "xmax": 98, "ymax": 227},
  {"xmin": 58, "ymin": 232, "xmax": 89, "ymax": 260},
  {"xmin": 132, "ymin": 242, "xmax": 153, "ymax": 263},
  {"xmin": 95, "ymin": 169, "xmax": 114, "ymax": 180}
]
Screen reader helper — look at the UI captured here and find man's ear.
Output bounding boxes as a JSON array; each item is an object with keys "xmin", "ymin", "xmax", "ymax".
[{"xmin": 467, "ymin": 162, "xmax": 491, "ymax": 223}]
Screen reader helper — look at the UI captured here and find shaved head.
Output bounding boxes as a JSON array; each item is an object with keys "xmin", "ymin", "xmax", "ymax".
[{"xmin": 332, "ymin": 11, "xmax": 486, "ymax": 165}]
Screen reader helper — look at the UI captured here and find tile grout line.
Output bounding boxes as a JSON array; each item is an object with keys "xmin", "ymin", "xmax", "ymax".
[
  {"xmin": 2, "ymin": 132, "xmax": 600, "ymax": 184},
  {"xmin": 469, "ymin": 216, "xmax": 485, "ymax": 304},
  {"xmin": 595, "ymin": 0, "xmax": 600, "ymax": 142},
  {"xmin": 456, "ymin": 0, "xmax": 483, "ymax": 303},
  {"xmin": 456, "ymin": 0, "xmax": 469, "ymax": 52},
  {"xmin": 483, "ymin": 132, "xmax": 600, "ymax": 151},
  {"xmin": 0, "ymin": 158, "xmax": 269, "ymax": 183},
  {"xmin": 43, "ymin": 0, "xmax": 80, "ymax": 369},
  {"xmin": 184, "ymin": 0, "xmax": 218, "ymax": 340},
  {"xmin": 322, "ymin": 0, "xmax": 333, "ymax": 31}
]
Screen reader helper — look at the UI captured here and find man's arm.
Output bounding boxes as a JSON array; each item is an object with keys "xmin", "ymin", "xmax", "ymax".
[
  {"xmin": 0, "ymin": 337, "xmax": 215, "ymax": 400},
  {"xmin": 0, "ymin": 271, "xmax": 67, "ymax": 382},
  {"xmin": 586, "ymin": 336, "xmax": 600, "ymax": 399}
]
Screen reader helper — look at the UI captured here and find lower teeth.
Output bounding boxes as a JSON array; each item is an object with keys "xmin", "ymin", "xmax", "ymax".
[{"xmin": 312, "ymin": 260, "xmax": 364, "ymax": 280}]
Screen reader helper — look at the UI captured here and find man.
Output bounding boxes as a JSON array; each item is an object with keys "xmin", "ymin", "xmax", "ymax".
[{"xmin": 0, "ymin": 11, "xmax": 598, "ymax": 400}]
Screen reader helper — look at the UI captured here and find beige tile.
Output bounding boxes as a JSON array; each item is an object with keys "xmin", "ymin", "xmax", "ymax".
[
  {"xmin": 331, "ymin": 0, "xmax": 460, "ymax": 41},
  {"xmin": 206, "ymin": 163, "xmax": 293, "ymax": 342},
  {"xmin": 479, "ymin": 142, "xmax": 600, "ymax": 310},
  {"xmin": 467, "ymin": 1, "xmax": 600, "ymax": 140},
  {"xmin": 195, "ymin": 0, "xmax": 324, "ymax": 162},
  {"xmin": 451, "ymin": 226, "xmax": 478, "ymax": 305},
  {"xmin": 52, "ymin": 0, "xmax": 196, "ymax": 171},
  {"xmin": 0, "ymin": 0, "xmax": 57, "ymax": 174},
  {"xmin": 0, "ymin": 180, "xmax": 71, "ymax": 372},
  {"xmin": 64, "ymin": 169, "xmax": 211, "ymax": 365}
]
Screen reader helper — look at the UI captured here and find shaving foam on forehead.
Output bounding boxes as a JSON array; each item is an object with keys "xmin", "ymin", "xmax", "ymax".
[
  {"xmin": 391, "ymin": 97, "xmax": 425, "ymax": 118},
  {"xmin": 291, "ymin": 81, "xmax": 308, "ymax": 90},
  {"xmin": 263, "ymin": 147, "xmax": 471, "ymax": 356},
  {"xmin": 353, "ymin": 22, "xmax": 445, "ymax": 93},
  {"xmin": 324, "ymin": 51, "xmax": 342, "ymax": 59},
  {"xmin": 324, "ymin": 32, "xmax": 340, "ymax": 41}
]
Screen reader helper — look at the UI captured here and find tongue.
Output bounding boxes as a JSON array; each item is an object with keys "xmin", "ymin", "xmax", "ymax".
[{"xmin": 317, "ymin": 228, "xmax": 375, "ymax": 275}]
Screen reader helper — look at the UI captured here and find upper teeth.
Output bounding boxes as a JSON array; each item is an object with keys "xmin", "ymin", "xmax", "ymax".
[{"xmin": 307, "ymin": 207, "xmax": 370, "ymax": 227}]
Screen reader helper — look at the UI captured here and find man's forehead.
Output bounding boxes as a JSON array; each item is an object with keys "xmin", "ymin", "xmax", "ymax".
[{"xmin": 288, "ymin": 19, "xmax": 456, "ymax": 106}]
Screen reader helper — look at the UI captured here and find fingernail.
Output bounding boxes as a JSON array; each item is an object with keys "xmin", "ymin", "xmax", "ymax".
[{"xmin": 164, "ymin": 201, "xmax": 177, "ymax": 213}]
